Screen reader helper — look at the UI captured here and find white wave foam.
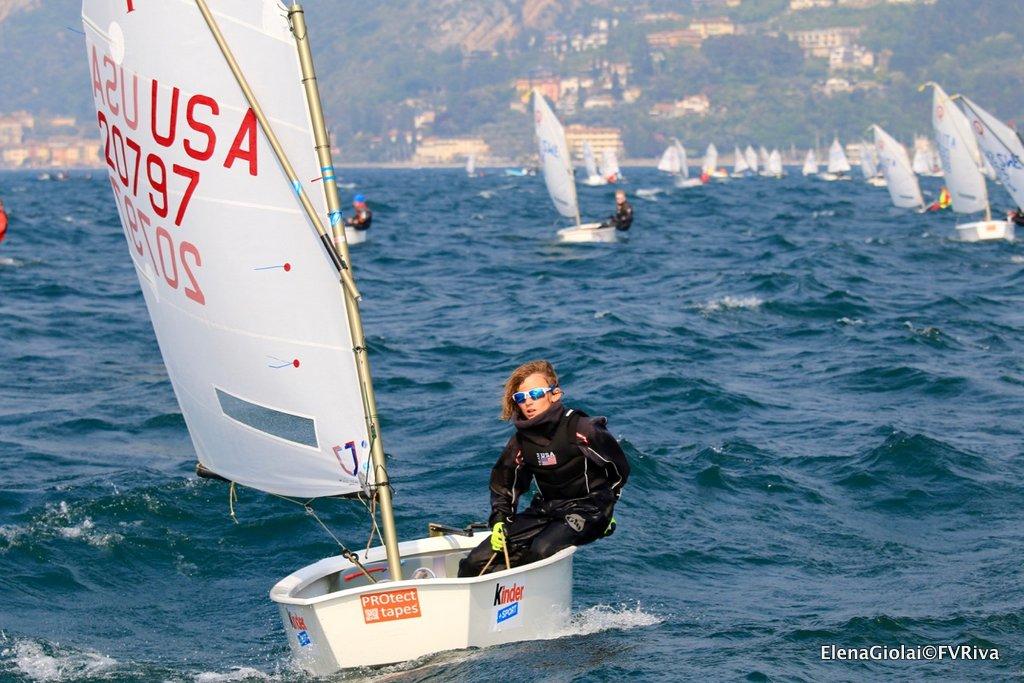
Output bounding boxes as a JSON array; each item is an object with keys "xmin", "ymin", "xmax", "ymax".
[
  {"xmin": 0, "ymin": 501, "xmax": 122, "ymax": 551},
  {"xmin": 548, "ymin": 604, "xmax": 663, "ymax": 640},
  {"xmin": 194, "ymin": 667, "xmax": 272, "ymax": 682},
  {"xmin": 635, "ymin": 188, "xmax": 662, "ymax": 200},
  {"xmin": 698, "ymin": 295, "xmax": 763, "ymax": 314},
  {"xmin": 4, "ymin": 639, "xmax": 117, "ymax": 682},
  {"xmin": 0, "ymin": 257, "xmax": 21, "ymax": 267},
  {"xmin": 837, "ymin": 317, "xmax": 864, "ymax": 326},
  {"xmin": 1011, "ymin": 255, "xmax": 1024, "ymax": 264},
  {"xmin": 594, "ymin": 310, "xmax": 610, "ymax": 319}
]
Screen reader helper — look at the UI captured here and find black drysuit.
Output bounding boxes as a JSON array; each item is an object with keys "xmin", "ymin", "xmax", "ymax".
[
  {"xmin": 607, "ymin": 200, "xmax": 633, "ymax": 231},
  {"xmin": 458, "ymin": 402, "xmax": 629, "ymax": 577}
]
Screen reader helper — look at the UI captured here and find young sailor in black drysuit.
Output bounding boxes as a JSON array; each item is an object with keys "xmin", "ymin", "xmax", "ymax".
[
  {"xmin": 600, "ymin": 189, "xmax": 633, "ymax": 231},
  {"xmin": 344, "ymin": 194, "xmax": 372, "ymax": 230},
  {"xmin": 458, "ymin": 360, "xmax": 629, "ymax": 577}
]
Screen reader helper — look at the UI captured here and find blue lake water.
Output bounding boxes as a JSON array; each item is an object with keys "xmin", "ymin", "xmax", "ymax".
[{"xmin": 1, "ymin": 168, "xmax": 1023, "ymax": 681}]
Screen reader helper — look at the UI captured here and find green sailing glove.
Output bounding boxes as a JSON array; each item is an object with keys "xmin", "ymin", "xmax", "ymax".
[
  {"xmin": 604, "ymin": 517, "xmax": 617, "ymax": 537},
  {"xmin": 490, "ymin": 521, "xmax": 506, "ymax": 552}
]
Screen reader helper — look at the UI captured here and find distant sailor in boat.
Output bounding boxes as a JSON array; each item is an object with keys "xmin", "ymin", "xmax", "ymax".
[
  {"xmin": 927, "ymin": 187, "xmax": 952, "ymax": 212},
  {"xmin": 458, "ymin": 360, "xmax": 630, "ymax": 577},
  {"xmin": 1007, "ymin": 208, "xmax": 1024, "ymax": 229},
  {"xmin": 344, "ymin": 194, "xmax": 372, "ymax": 231},
  {"xmin": 600, "ymin": 190, "xmax": 633, "ymax": 232},
  {"xmin": 0, "ymin": 198, "xmax": 7, "ymax": 245}
]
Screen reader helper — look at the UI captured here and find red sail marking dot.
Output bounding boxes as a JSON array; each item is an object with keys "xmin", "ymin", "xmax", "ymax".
[
  {"xmin": 283, "ymin": 263, "xmax": 291, "ymax": 272},
  {"xmin": 292, "ymin": 359, "xmax": 300, "ymax": 368}
]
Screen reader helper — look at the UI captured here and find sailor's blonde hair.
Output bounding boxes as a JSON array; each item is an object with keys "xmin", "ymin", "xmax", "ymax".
[{"xmin": 501, "ymin": 360, "xmax": 559, "ymax": 421}]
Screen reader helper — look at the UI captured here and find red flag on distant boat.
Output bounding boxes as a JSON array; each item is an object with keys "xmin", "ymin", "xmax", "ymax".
[{"xmin": 0, "ymin": 200, "xmax": 8, "ymax": 245}]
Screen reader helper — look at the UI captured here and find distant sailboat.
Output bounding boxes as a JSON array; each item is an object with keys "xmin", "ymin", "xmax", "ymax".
[
  {"xmin": 465, "ymin": 154, "xmax": 479, "ymax": 177},
  {"xmin": 702, "ymin": 143, "xmax": 727, "ymax": 179},
  {"xmin": 922, "ymin": 82, "xmax": 1010, "ymax": 241},
  {"xmin": 657, "ymin": 143, "xmax": 681, "ymax": 175},
  {"xmin": 802, "ymin": 148, "xmax": 818, "ymax": 176},
  {"xmin": 757, "ymin": 146, "xmax": 771, "ymax": 176},
  {"xmin": 731, "ymin": 145, "xmax": 752, "ymax": 178},
  {"xmin": 766, "ymin": 149, "xmax": 784, "ymax": 178},
  {"xmin": 819, "ymin": 138, "xmax": 851, "ymax": 181},
  {"xmin": 744, "ymin": 145, "xmax": 759, "ymax": 176},
  {"xmin": 582, "ymin": 141, "xmax": 607, "ymax": 186},
  {"xmin": 601, "ymin": 148, "xmax": 622, "ymax": 184},
  {"xmin": 859, "ymin": 142, "xmax": 887, "ymax": 187},
  {"xmin": 957, "ymin": 94, "xmax": 1023, "ymax": 239},
  {"xmin": 533, "ymin": 90, "xmax": 616, "ymax": 243},
  {"xmin": 871, "ymin": 124, "xmax": 924, "ymax": 210},
  {"xmin": 674, "ymin": 141, "xmax": 704, "ymax": 189}
]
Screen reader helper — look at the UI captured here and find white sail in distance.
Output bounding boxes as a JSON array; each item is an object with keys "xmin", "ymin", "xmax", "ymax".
[
  {"xmin": 768, "ymin": 149, "xmax": 783, "ymax": 176},
  {"xmin": 674, "ymin": 141, "xmax": 689, "ymax": 179},
  {"xmin": 828, "ymin": 139, "xmax": 851, "ymax": 173},
  {"xmin": 81, "ymin": 0, "xmax": 373, "ymax": 498},
  {"xmin": 927, "ymin": 83, "xmax": 989, "ymax": 215},
  {"xmin": 912, "ymin": 145, "xmax": 931, "ymax": 175},
  {"xmin": 745, "ymin": 145, "xmax": 758, "ymax": 174},
  {"xmin": 583, "ymin": 141, "xmax": 599, "ymax": 179},
  {"xmin": 466, "ymin": 154, "xmax": 475, "ymax": 176},
  {"xmin": 871, "ymin": 125, "xmax": 924, "ymax": 209},
  {"xmin": 733, "ymin": 146, "xmax": 750, "ymax": 173},
  {"xmin": 860, "ymin": 142, "xmax": 879, "ymax": 178},
  {"xmin": 802, "ymin": 149, "xmax": 818, "ymax": 175},
  {"xmin": 702, "ymin": 143, "xmax": 718, "ymax": 175},
  {"xmin": 533, "ymin": 89, "xmax": 579, "ymax": 221},
  {"xmin": 602, "ymin": 148, "xmax": 620, "ymax": 179},
  {"xmin": 657, "ymin": 144, "xmax": 680, "ymax": 174},
  {"xmin": 958, "ymin": 95, "xmax": 1024, "ymax": 211}
]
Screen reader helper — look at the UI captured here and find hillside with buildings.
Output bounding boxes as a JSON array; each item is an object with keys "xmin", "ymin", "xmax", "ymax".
[{"xmin": 0, "ymin": 0, "xmax": 1021, "ymax": 168}]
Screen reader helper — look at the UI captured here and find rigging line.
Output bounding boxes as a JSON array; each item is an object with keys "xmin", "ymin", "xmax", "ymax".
[{"xmin": 265, "ymin": 490, "xmax": 379, "ymax": 583}]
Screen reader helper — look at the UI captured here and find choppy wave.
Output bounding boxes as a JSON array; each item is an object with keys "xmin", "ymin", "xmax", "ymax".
[{"xmin": 2, "ymin": 168, "xmax": 1024, "ymax": 680}]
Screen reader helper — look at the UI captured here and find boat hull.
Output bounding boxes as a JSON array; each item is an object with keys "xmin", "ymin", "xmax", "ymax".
[
  {"xmin": 271, "ymin": 532, "xmax": 575, "ymax": 674},
  {"xmin": 674, "ymin": 177, "xmax": 704, "ymax": 189},
  {"xmin": 866, "ymin": 176, "xmax": 888, "ymax": 187},
  {"xmin": 582, "ymin": 176, "xmax": 608, "ymax": 186},
  {"xmin": 956, "ymin": 220, "xmax": 1014, "ymax": 242},
  {"xmin": 557, "ymin": 222, "xmax": 619, "ymax": 243},
  {"xmin": 345, "ymin": 227, "xmax": 368, "ymax": 245}
]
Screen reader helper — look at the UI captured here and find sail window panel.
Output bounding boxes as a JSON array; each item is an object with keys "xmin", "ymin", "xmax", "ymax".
[{"xmin": 215, "ymin": 388, "xmax": 318, "ymax": 448}]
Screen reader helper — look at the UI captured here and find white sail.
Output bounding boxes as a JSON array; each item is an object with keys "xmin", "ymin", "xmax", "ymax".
[
  {"xmin": 827, "ymin": 138, "xmax": 851, "ymax": 173},
  {"xmin": 671, "ymin": 141, "xmax": 689, "ymax": 179},
  {"xmin": 859, "ymin": 142, "xmax": 878, "ymax": 178},
  {"xmin": 702, "ymin": 143, "xmax": 718, "ymax": 175},
  {"xmin": 733, "ymin": 145, "xmax": 750, "ymax": 173},
  {"xmin": 767, "ymin": 149, "xmax": 783, "ymax": 176},
  {"xmin": 911, "ymin": 145, "xmax": 931, "ymax": 175},
  {"xmin": 465, "ymin": 154, "xmax": 475, "ymax": 176},
  {"xmin": 959, "ymin": 95, "xmax": 1024, "ymax": 211},
  {"xmin": 583, "ymin": 141, "xmax": 599, "ymax": 179},
  {"xmin": 534, "ymin": 89, "xmax": 579, "ymax": 221},
  {"xmin": 928, "ymin": 83, "xmax": 988, "ymax": 215},
  {"xmin": 602, "ymin": 148, "xmax": 620, "ymax": 179},
  {"xmin": 745, "ymin": 145, "xmax": 758, "ymax": 174},
  {"xmin": 758, "ymin": 146, "xmax": 770, "ymax": 173},
  {"xmin": 657, "ymin": 144, "xmax": 680, "ymax": 174},
  {"xmin": 82, "ymin": 0, "xmax": 373, "ymax": 498},
  {"xmin": 872, "ymin": 125, "xmax": 924, "ymax": 209},
  {"xmin": 802, "ymin": 149, "xmax": 818, "ymax": 175}
]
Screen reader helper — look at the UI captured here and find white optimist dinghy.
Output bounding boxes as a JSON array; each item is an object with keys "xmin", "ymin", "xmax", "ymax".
[
  {"xmin": 82, "ymin": 2, "xmax": 576, "ymax": 675},
  {"xmin": 957, "ymin": 94, "xmax": 1024, "ymax": 242},
  {"xmin": 923, "ymin": 83, "xmax": 1011, "ymax": 242},
  {"xmin": 819, "ymin": 138, "xmax": 851, "ymax": 181},
  {"xmin": 533, "ymin": 90, "xmax": 616, "ymax": 243},
  {"xmin": 871, "ymin": 124, "xmax": 925, "ymax": 211},
  {"xmin": 581, "ymin": 141, "xmax": 607, "ymax": 186}
]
